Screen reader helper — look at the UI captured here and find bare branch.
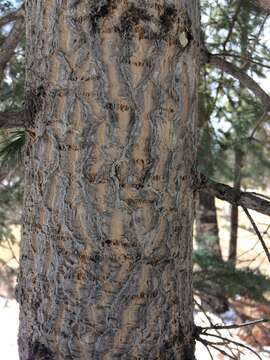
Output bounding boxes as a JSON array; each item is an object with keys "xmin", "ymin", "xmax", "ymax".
[
  {"xmin": 211, "ymin": 52, "xmax": 270, "ymax": 70},
  {"xmin": 199, "ymin": 338, "xmax": 215, "ymax": 360},
  {"xmin": 200, "ymin": 319, "xmax": 270, "ymax": 331},
  {"xmin": 0, "ymin": 110, "xmax": 27, "ymax": 128},
  {"xmin": 242, "ymin": 207, "xmax": 270, "ymax": 264},
  {"xmin": 201, "ymin": 333, "xmax": 264, "ymax": 360},
  {"xmin": 0, "ymin": 5, "xmax": 24, "ymax": 29},
  {"xmin": 195, "ymin": 173, "xmax": 270, "ymax": 216},
  {"xmin": 201, "ymin": 49, "xmax": 270, "ymax": 110}
]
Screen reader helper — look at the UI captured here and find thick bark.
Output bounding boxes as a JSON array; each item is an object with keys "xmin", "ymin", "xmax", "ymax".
[{"xmin": 17, "ymin": 1, "xmax": 200, "ymax": 359}]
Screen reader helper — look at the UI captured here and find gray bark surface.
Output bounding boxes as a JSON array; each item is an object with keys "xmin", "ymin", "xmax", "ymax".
[{"xmin": 17, "ymin": 1, "xmax": 200, "ymax": 359}]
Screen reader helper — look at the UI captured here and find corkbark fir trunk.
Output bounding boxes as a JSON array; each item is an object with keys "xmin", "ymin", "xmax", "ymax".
[{"xmin": 17, "ymin": 1, "xmax": 200, "ymax": 359}]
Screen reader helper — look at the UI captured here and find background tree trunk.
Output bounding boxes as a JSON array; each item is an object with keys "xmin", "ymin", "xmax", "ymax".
[
  {"xmin": 196, "ymin": 191, "xmax": 222, "ymax": 258},
  {"xmin": 17, "ymin": 1, "xmax": 200, "ymax": 359},
  {"xmin": 196, "ymin": 96, "xmax": 222, "ymax": 258},
  {"xmin": 228, "ymin": 147, "xmax": 244, "ymax": 265}
]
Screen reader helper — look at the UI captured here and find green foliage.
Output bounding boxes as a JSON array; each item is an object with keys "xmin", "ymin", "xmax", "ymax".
[
  {"xmin": 0, "ymin": 2, "xmax": 25, "ymax": 247},
  {"xmin": 193, "ymin": 249, "xmax": 270, "ymax": 304},
  {"xmin": 200, "ymin": 0, "xmax": 270, "ymax": 187},
  {"xmin": 0, "ymin": 129, "xmax": 25, "ymax": 167}
]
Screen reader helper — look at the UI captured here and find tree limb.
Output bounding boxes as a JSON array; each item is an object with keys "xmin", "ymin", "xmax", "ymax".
[
  {"xmin": 195, "ymin": 173, "xmax": 270, "ymax": 216},
  {"xmin": 0, "ymin": 5, "xmax": 24, "ymax": 29},
  {"xmin": 201, "ymin": 49, "xmax": 270, "ymax": 110},
  {"xmin": 0, "ymin": 110, "xmax": 27, "ymax": 128}
]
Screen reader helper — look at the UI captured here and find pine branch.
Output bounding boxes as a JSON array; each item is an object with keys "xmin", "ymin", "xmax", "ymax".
[
  {"xmin": 201, "ymin": 49, "xmax": 270, "ymax": 110},
  {"xmin": 0, "ymin": 5, "xmax": 24, "ymax": 29},
  {"xmin": 195, "ymin": 173, "xmax": 270, "ymax": 216},
  {"xmin": 0, "ymin": 110, "xmax": 27, "ymax": 128}
]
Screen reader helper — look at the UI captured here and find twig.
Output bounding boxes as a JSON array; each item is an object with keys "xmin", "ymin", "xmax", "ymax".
[
  {"xmin": 200, "ymin": 318, "xmax": 270, "ymax": 331},
  {"xmin": 198, "ymin": 338, "xmax": 214, "ymax": 360},
  {"xmin": 201, "ymin": 49, "xmax": 270, "ymax": 109},
  {"xmin": 206, "ymin": 342, "xmax": 237, "ymax": 360},
  {"xmin": 6, "ymin": 237, "xmax": 19, "ymax": 264},
  {"xmin": 222, "ymin": 0, "xmax": 242, "ymax": 51},
  {"xmin": 242, "ymin": 206, "xmax": 270, "ymax": 264},
  {"xmin": 247, "ymin": 192, "xmax": 270, "ymax": 201},
  {"xmin": 201, "ymin": 332, "xmax": 263, "ymax": 360},
  {"xmin": 248, "ymin": 111, "xmax": 268, "ymax": 140},
  {"xmin": 194, "ymin": 297, "xmax": 236, "ymax": 358},
  {"xmin": 212, "ymin": 52, "xmax": 270, "ymax": 69}
]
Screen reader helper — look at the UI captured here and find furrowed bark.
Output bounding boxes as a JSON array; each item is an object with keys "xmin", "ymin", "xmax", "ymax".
[
  {"xmin": 196, "ymin": 174, "xmax": 270, "ymax": 217},
  {"xmin": 18, "ymin": 1, "xmax": 200, "ymax": 359}
]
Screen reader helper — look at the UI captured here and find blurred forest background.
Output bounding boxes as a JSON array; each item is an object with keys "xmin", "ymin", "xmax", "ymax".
[{"xmin": 0, "ymin": 0, "xmax": 270, "ymax": 359}]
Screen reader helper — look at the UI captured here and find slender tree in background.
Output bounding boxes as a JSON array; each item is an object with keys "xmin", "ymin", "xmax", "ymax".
[{"xmin": 196, "ymin": 95, "xmax": 222, "ymax": 259}]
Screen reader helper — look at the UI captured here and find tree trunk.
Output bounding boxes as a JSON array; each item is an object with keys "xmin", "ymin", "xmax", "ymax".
[
  {"xmin": 196, "ymin": 192, "xmax": 222, "ymax": 258},
  {"xmin": 17, "ymin": 1, "xmax": 200, "ymax": 359},
  {"xmin": 228, "ymin": 149, "xmax": 243, "ymax": 265},
  {"xmin": 196, "ymin": 99, "xmax": 222, "ymax": 259}
]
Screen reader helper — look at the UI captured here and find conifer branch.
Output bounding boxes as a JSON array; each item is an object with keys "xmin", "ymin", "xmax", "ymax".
[
  {"xmin": 201, "ymin": 49, "xmax": 270, "ymax": 110},
  {"xmin": 0, "ymin": 5, "xmax": 24, "ymax": 29},
  {"xmin": 195, "ymin": 173, "xmax": 270, "ymax": 216}
]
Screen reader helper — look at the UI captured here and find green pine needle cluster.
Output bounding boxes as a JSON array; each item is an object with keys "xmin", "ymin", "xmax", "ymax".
[{"xmin": 0, "ymin": 130, "xmax": 25, "ymax": 168}]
